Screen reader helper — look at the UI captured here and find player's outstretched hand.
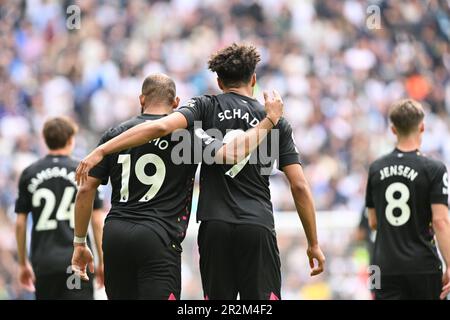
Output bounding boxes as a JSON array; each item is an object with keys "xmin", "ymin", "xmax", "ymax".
[
  {"xmin": 263, "ymin": 90, "xmax": 283, "ymax": 126},
  {"xmin": 307, "ymin": 245, "xmax": 326, "ymax": 276},
  {"xmin": 72, "ymin": 244, "xmax": 95, "ymax": 282},
  {"xmin": 441, "ymin": 268, "xmax": 450, "ymax": 300},
  {"xmin": 18, "ymin": 262, "xmax": 35, "ymax": 292},
  {"xmin": 76, "ymin": 148, "xmax": 104, "ymax": 186}
]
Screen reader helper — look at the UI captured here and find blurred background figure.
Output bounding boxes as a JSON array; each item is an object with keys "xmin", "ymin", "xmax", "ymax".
[{"xmin": 0, "ymin": 0, "xmax": 449, "ymax": 299}]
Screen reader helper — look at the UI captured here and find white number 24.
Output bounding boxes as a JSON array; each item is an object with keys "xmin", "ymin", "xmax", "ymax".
[{"xmin": 34, "ymin": 187, "xmax": 75, "ymax": 231}]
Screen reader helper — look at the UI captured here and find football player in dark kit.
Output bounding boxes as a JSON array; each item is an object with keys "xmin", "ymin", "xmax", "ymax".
[
  {"xmin": 75, "ymin": 44, "xmax": 325, "ymax": 300},
  {"xmin": 15, "ymin": 117, "xmax": 104, "ymax": 300},
  {"xmin": 71, "ymin": 73, "xmax": 283, "ymax": 299},
  {"xmin": 366, "ymin": 99, "xmax": 450, "ymax": 300}
]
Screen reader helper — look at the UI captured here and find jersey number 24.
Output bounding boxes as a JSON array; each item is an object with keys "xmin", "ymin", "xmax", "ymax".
[{"xmin": 33, "ymin": 187, "xmax": 75, "ymax": 231}]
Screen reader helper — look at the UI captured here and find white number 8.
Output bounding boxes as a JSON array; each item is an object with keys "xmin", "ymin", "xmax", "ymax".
[{"xmin": 385, "ymin": 182, "xmax": 410, "ymax": 226}]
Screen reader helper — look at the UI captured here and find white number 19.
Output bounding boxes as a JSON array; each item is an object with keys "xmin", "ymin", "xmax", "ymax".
[{"xmin": 117, "ymin": 153, "xmax": 166, "ymax": 203}]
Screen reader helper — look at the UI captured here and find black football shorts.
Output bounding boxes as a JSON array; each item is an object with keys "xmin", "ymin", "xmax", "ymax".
[
  {"xmin": 375, "ymin": 273, "xmax": 443, "ymax": 300},
  {"xmin": 35, "ymin": 272, "xmax": 94, "ymax": 300},
  {"xmin": 198, "ymin": 220, "xmax": 282, "ymax": 300},
  {"xmin": 102, "ymin": 219, "xmax": 181, "ymax": 300}
]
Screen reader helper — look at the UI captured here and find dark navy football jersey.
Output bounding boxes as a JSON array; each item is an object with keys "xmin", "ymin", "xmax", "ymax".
[
  {"xmin": 366, "ymin": 148, "xmax": 448, "ymax": 274},
  {"xmin": 176, "ymin": 92, "xmax": 301, "ymax": 233},
  {"xmin": 15, "ymin": 155, "xmax": 103, "ymax": 276},
  {"xmin": 89, "ymin": 113, "xmax": 222, "ymax": 247}
]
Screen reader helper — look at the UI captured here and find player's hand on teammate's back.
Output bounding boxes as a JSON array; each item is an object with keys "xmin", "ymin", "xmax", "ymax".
[
  {"xmin": 307, "ymin": 245, "xmax": 326, "ymax": 276},
  {"xmin": 76, "ymin": 148, "xmax": 104, "ymax": 185},
  {"xmin": 18, "ymin": 262, "xmax": 35, "ymax": 292},
  {"xmin": 72, "ymin": 244, "xmax": 95, "ymax": 281},
  {"xmin": 263, "ymin": 90, "xmax": 283, "ymax": 126},
  {"xmin": 441, "ymin": 268, "xmax": 450, "ymax": 300}
]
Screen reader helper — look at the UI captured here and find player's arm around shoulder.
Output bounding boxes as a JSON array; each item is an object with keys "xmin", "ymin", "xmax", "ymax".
[
  {"xmin": 214, "ymin": 90, "xmax": 283, "ymax": 164},
  {"xmin": 76, "ymin": 112, "xmax": 188, "ymax": 185},
  {"xmin": 282, "ymin": 163, "xmax": 325, "ymax": 276}
]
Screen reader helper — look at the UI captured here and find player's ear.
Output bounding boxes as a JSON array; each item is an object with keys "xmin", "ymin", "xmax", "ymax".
[
  {"xmin": 173, "ymin": 96, "xmax": 180, "ymax": 109},
  {"xmin": 419, "ymin": 121, "xmax": 425, "ymax": 133},
  {"xmin": 67, "ymin": 136, "xmax": 75, "ymax": 152},
  {"xmin": 217, "ymin": 78, "xmax": 224, "ymax": 91},
  {"xmin": 139, "ymin": 94, "xmax": 145, "ymax": 107},
  {"xmin": 391, "ymin": 125, "xmax": 397, "ymax": 136},
  {"xmin": 251, "ymin": 73, "xmax": 256, "ymax": 87}
]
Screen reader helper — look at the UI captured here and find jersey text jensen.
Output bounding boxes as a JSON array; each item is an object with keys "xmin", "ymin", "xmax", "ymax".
[{"xmin": 380, "ymin": 165, "xmax": 418, "ymax": 182}]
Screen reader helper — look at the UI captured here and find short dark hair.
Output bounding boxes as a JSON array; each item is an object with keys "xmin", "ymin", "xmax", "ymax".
[
  {"xmin": 389, "ymin": 99, "xmax": 425, "ymax": 136},
  {"xmin": 42, "ymin": 117, "xmax": 78, "ymax": 150},
  {"xmin": 208, "ymin": 43, "xmax": 261, "ymax": 87},
  {"xmin": 141, "ymin": 73, "xmax": 176, "ymax": 105}
]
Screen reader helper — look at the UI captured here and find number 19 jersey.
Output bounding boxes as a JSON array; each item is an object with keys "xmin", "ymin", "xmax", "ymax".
[
  {"xmin": 366, "ymin": 148, "xmax": 448, "ymax": 275},
  {"xmin": 89, "ymin": 114, "xmax": 222, "ymax": 247}
]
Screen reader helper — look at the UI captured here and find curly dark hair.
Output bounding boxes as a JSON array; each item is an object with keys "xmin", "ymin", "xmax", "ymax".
[{"xmin": 208, "ymin": 43, "xmax": 261, "ymax": 88}]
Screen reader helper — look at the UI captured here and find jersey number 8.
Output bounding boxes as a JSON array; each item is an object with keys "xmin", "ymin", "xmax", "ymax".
[
  {"xmin": 385, "ymin": 182, "xmax": 410, "ymax": 226},
  {"xmin": 117, "ymin": 153, "xmax": 166, "ymax": 202}
]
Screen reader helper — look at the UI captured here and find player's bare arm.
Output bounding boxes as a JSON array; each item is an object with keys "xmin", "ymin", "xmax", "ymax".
[
  {"xmin": 15, "ymin": 213, "xmax": 35, "ymax": 292},
  {"xmin": 283, "ymin": 163, "xmax": 325, "ymax": 276},
  {"xmin": 76, "ymin": 112, "xmax": 188, "ymax": 185},
  {"xmin": 215, "ymin": 90, "xmax": 283, "ymax": 164},
  {"xmin": 367, "ymin": 208, "xmax": 377, "ymax": 230},
  {"xmin": 71, "ymin": 176, "xmax": 102, "ymax": 281},
  {"xmin": 76, "ymin": 90, "xmax": 285, "ymax": 185},
  {"xmin": 91, "ymin": 207, "xmax": 106, "ymax": 288},
  {"xmin": 431, "ymin": 203, "xmax": 450, "ymax": 299}
]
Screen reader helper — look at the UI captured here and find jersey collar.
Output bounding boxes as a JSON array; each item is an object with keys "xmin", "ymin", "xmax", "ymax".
[
  {"xmin": 394, "ymin": 147, "xmax": 421, "ymax": 155},
  {"xmin": 46, "ymin": 154, "xmax": 68, "ymax": 158},
  {"xmin": 227, "ymin": 92, "xmax": 258, "ymax": 103},
  {"xmin": 139, "ymin": 113, "xmax": 168, "ymax": 120}
]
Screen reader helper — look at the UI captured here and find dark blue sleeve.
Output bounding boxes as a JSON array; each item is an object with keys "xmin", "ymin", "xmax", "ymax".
[
  {"xmin": 366, "ymin": 165, "xmax": 375, "ymax": 208},
  {"xmin": 15, "ymin": 169, "xmax": 31, "ymax": 214},
  {"xmin": 89, "ymin": 131, "xmax": 113, "ymax": 185},
  {"xmin": 176, "ymin": 96, "xmax": 211, "ymax": 128},
  {"xmin": 429, "ymin": 162, "xmax": 448, "ymax": 206},
  {"xmin": 278, "ymin": 118, "xmax": 301, "ymax": 169}
]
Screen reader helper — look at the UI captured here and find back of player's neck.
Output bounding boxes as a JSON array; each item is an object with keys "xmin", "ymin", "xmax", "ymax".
[
  {"xmin": 47, "ymin": 150, "xmax": 70, "ymax": 156},
  {"xmin": 224, "ymin": 87, "xmax": 253, "ymax": 98},
  {"xmin": 142, "ymin": 105, "xmax": 172, "ymax": 115},
  {"xmin": 396, "ymin": 140, "xmax": 420, "ymax": 152}
]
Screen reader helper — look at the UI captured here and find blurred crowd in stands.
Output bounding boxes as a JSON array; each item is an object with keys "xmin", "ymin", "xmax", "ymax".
[{"xmin": 0, "ymin": 0, "xmax": 449, "ymax": 299}]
